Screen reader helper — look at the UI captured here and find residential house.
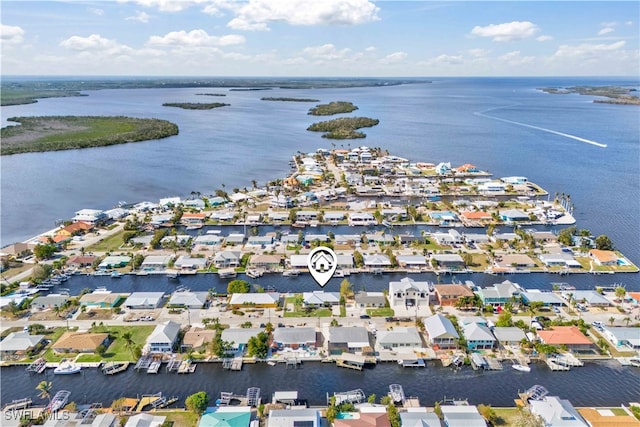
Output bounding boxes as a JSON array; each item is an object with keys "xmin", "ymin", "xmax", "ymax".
[
  {"xmin": 529, "ymin": 396, "xmax": 589, "ymax": 427},
  {"xmin": 476, "ymin": 280, "xmax": 522, "ymax": 307},
  {"xmin": 98, "ymin": 255, "xmax": 131, "ymax": 270},
  {"xmin": 333, "ymin": 411, "xmax": 391, "ymax": 427},
  {"xmin": 79, "ymin": 290, "xmax": 124, "ymax": 309},
  {"xmin": 31, "ymin": 294, "xmax": 69, "ymax": 310},
  {"xmin": 123, "ymin": 292, "xmax": 164, "ymax": 309},
  {"xmin": 182, "ymin": 327, "xmax": 216, "ymax": 352},
  {"xmin": 145, "ymin": 321, "xmax": 181, "ymax": 354},
  {"xmin": 267, "ymin": 409, "xmax": 321, "ymax": 427},
  {"xmin": 272, "ymin": 327, "xmax": 317, "ymax": 350},
  {"xmin": 348, "ymin": 212, "xmax": 376, "ymax": 226},
  {"xmin": 213, "ymin": 251, "xmax": 241, "ymax": 268},
  {"xmin": 440, "ymin": 405, "xmax": 487, "ymax": 427},
  {"xmin": 434, "ymin": 284, "xmax": 475, "ymax": 306},
  {"xmin": 601, "ymin": 327, "xmax": 640, "ymax": 350},
  {"xmin": 396, "ymin": 255, "xmax": 428, "ymax": 271},
  {"xmin": 56, "ymin": 221, "xmax": 93, "ymax": 237},
  {"xmin": 296, "ymin": 211, "xmax": 318, "ymax": 221},
  {"xmin": 494, "ymin": 254, "xmax": 536, "ymax": 270},
  {"xmin": 539, "ymin": 253, "xmax": 582, "ymax": 269},
  {"xmin": 463, "ymin": 322, "xmax": 496, "ymax": 350},
  {"xmin": 564, "ymin": 290, "xmax": 610, "ymax": 307},
  {"xmin": 181, "ymin": 213, "xmax": 207, "ymax": 226},
  {"xmin": 248, "ymin": 254, "xmax": 282, "ymax": 270},
  {"xmin": 334, "ymin": 234, "xmax": 362, "ymax": 245},
  {"xmin": 224, "ymin": 234, "xmax": 246, "ymax": 246},
  {"xmin": 431, "ymin": 254, "xmax": 466, "ymax": 271},
  {"xmin": 537, "ymin": 326, "xmax": 594, "ymax": 352},
  {"xmin": 400, "ymin": 410, "xmax": 441, "ymax": 427},
  {"xmin": 375, "ymin": 327, "xmax": 423, "ymax": 351},
  {"xmin": 125, "ymin": 414, "xmax": 167, "ymax": 427},
  {"xmin": 174, "ymin": 256, "xmax": 209, "ymax": 272},
  {"xmin": 354, "ymin": 292, "xmax": 387, "ymax": 308},
  {"xmin": 521, "ymin": 291, "xmax": 565, "ymax": 307},
  {"xmin": 589, "ymin": 249, "xmax": 618, "ymax": 266},
  {"xmin": 302, "ymin": 291, "xmax": 340, "ymax": 308},
  {"xmin": 499, "ymin": 209, "xmax": 529, "ymax": 222},
  {"xmin": 492, "ymin": 327, "xmax": 527, "ymax": 347},
  {"xmin": 423, "ymin": 314, "xmax": 459, "ymax": 349},
  {"xmin": 327, "ymin": 327, "xmax": 372, "ymax": 355},
  {"xmin": 73, "ymin": 209, "xmax": 107, "ymax": 225},
  {"xmin": 140, "ymin": 255, "xmax": 173, "ymax": 272},
  {"xmin": 199, "ymin": 407, "xmax": 252, "ymax": 427},
  {"xmin": 168, "ymin": 291, "xmax": 209, "ymax": 309},
  {"xmin": 247, "ymin": 235, "xmax": 274, "ymax": 247},
  {"xmin": 388, "ymin": 277, "xmax": 431, "ymax": 309},
  {"xmin": 193, "ymin": 235, "xmax": 223, "ymax": 247},
  {"xmin": 52, "ymin": 331, "xmax": 110, "ymax": 353},
  {"xmin": 66, "ymin": 255, "xmax": 97, "ymax": 269},
  {"xmin": 0, "ymin": 332, "xmax": 45, "ymax": 361},
  {"xmin": 228, "ymin": 293, "xmax": 279, "ymax": 309},
  {"xmin": 220, "ymin": 328, "xmax": 264, "ymax": 355},
  {"xmin": 363, "ymin": 254, "xmax": 392, "ymax": 269}
]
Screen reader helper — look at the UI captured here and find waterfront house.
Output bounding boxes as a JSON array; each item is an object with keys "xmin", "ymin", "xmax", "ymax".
[
  {"xmin": 150, "ymin": 214, "xmax": 173, "ymax": 227},
  {"xmin": 247, "ymin": 235, "xmax": 274, "ymax": 247},
  {"xmin": 224, "ymin": 233, "xmax": 246, "ymax": 246},
  {"xmin": 0, "ymin": 332, "xmax": 45, "ymax": 361},
  {"xmin": 563, "ymin": 290, "xmax": 610, "ymax": 307},
  {"xmin": 334, "ymin": 234, "xmax": 362, "ymax": 245},
  {"xmin": 440, "ymin": 405, "xmax": 487, "ymax": 427},
  {"xmin": 304, "ymin": 234, "xmax": 330, "ymax": 244},
  {"xmin": 213, "ymin": 251, "xmax": 241, "ymax": 268},
  {"xmin": 141, "ymin": 254, "xmax": 173, "ymax": 271},
  {"xmin": 30, "ymin": 294, "xmax": 69, "ymax": 310},
  {"xmin": 349, "ymin": 212, "xmax": 377, "ymax": 226},
  {"xmin": 183, "ymin": 199, "xmax": 206, "ymax": 210},
  {"xmin": 463, "ymin": 232, "xmax": 490, "ymax": 245},
  {"xmin": 272, "ymin": 327, "xmax": 317, "ymax": 350},
  {"xmin": 494, "ymin": 254, "xmax": 536, "ymax": 270},
  {"xmin": 228, "ymin": 293, "xmax": 279, "ymax": 309},
  {"xmin": 199, "ymin": 406, "xmax": 252, "ymax": 427},
  {"xmin": 79, "ymin": 290, "xmax": 124, "ymax": 309},
  {"xmin": 431, "ymin": 253, "xmax": 466, "ymax": 271},
  {"xmin": 601, "ymin": 327, "xmax": 640, "ymax": 350},
  {"xmin": 168, "ymin": 291, "xmax": 209, "ymax": 309},
  {"xmin": 0, "ymin": 242, "xmax": 35, "ymax": 259},
  {"xmin": 56, "ymin": 221, "xmax": 93, "ymax": 237},
  {"xmin": 296, "ymin": 210, "xmax": 318, "ymax": 221},
  {"xmin": 491, "ymin": 232, "xmax": 520, "ymax": 244},
  {"xmin": 66, "ymin": 255, "xmax": 97, "ymax": 269},
  {"xmin": 529, "ymin": 396, "xmax": 589, "ymax": 427},
  {"xmin": 431, "ymin": 230, "xmax": 463, "ymax": 245},
  {"xmin": 327, "ymin": 327, "xmax": 372, "ymax": 355},
  {"xmin": 396, "ymin": 255, "xmax": 428, "ymax": 270},
  {"xmin": 492, "ymin": 327, "xmax": 527, "ymax": 347},
  {"xmin": 462, "ymin": 322, "xmax": 496, "ymax": 350},
  {"xmin": 588, "ymin": 249, "xmax": 618, "ymax": 266},
  {"xmin": 354, "ymin": 291, "xmax": 387, "ymax": 308},
  {"xmin": 194, "ymin": 235, "xmax": 223, "ymax": 247},
  {"xmin": 267, "ymin": 408, "xmax": 321, "ymax": 427},
  {"xmin": 375, "ymin": 327, "xmax": 423, "ymax": 351},
  {"xmin": 476, "ymin": 280, "xmax": 522, "ymax": 307},
  {"xmin": 520, "ymin": 290, "xmax": 564, "ymax": 307},
  {"xmin": 221, "ymin": 328, "xmax": 264, "ymax": 355},
  {"xmin": 182, "ymin": 327, "xmax": 216, "ymax": 352},
  {"xmin": 288, "ymin": 254, "xmax": 309, "ymax": 271},
  {"xmin": 302, "ymin": 291, "xmax": 341, "ymax": 308},
  {"xmin": 460, "ymin": 211, "xmax": 492, "ymax": 222},
  {"xmin": 364, "ymin": 232, "xmax": 395, "ymax": 245},
  {"xmin": 145, "ymin": 321, "xmax": 181, "ymax": 354},
  {"xmin": 248, "ymin": 254, "xmax": 282, "ymax": 270},
  {"xmin": 173, "ymin": 255, "xmax": 209, "ymax": 272},
  {"xmin": 400, "ymin": 410, "xmax": 441, "ymax": 427},
  {"xmin": 324, "ymin": 211, "xmax": 346, "ymax": 223},
  {"xmin": 434, "ymin": 284, "xmax": 475, "ymax": 306},
  {"xmin": 363, "ymin": 254, "xmax": 392, "ymax": 269},
  {"xmin": 499, "ymin": 209, "xmax": 530, "ymax": 222},
  {"xmin": 423, "ymin": 314, "xmax": 459, "ymax": 349},
  {"xmin": 72, "ymin": 209, "xmax": 108, "ymax": 225},
  {"xmin": 123, "ymin": 292, "xmax": 164, "ymax": 309},
  {"xmin": 181, "ymin": 213, "xmax": 207, "ymax": 226},
  {"xmin": 125, "ymin": 413, "xmax": 167, "ymax": 427},
  {"xmin": 389, "ymin": 277, "xmax": 431, "ymax": 309},
  {"xmin": 537, "ymin": 326, "xmax": 594, "ymax": 352},
  {"xmin": 538, "ymin": 252, "xmax": 582, "ymax": 269},
  {"xmin": 52, "ymin": 331, "xmax": 110, "ymax": 354},
  {"xmin": 159, "ymin": 196, "xmax": 181, "ymax": 207},
  {"xmin": 334, "ymin": 411, "xmax": 391, "ymax": 427},
  {"xmin": 210, "ymin": 211, "xmax": 235, "ymax": 222},
  {"xmin": 98, "ymin": 255, "xmax": 131, "ymax": 270}
]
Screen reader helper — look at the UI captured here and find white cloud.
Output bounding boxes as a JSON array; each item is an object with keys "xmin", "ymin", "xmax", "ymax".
[
  {"xmin": 126, "ymin": 11, "xmax": 151, "ymax": 23},
  {"xmin": 554, "ymin": 40, "xmax": 626, "ymax": 59},
  {"xmin": 497, "ymin": 50, "xmax": 534, "ymax": 66},
  {"xmin": 423, "ymin": 54, "xmax": 464, "ymax": 66},
  {"xmin": 597, "ymin": 27, "xmax": 614, "ymax": 36},
  {"xmin": 536, "ymin": 35, "xmax": 553, "ymax": 42},
  {"xmin": 470, "ymin": 21, "xmax": 539, "ymax": 42},
  {"xmin": 60, "ymin": 34, "xmax": 120, "ymax": 51},
  {"xmin": 88, "ymin": 7, "xmax": 104, "ymax": 16},
  {"xmin": 147, "ymin": 29, "xmax": 245, "ymax": 47},
  {"xmin": 302, "ymin": 43, "xmax": 351, "ymax": 61},
  {"xmin": 1, "ymin": 24, "xmax": 25, "ymax": 45},
  {"xmin": 223, "ymin": 0, "xmax": 380, "ymax": 31},
  {"xmin": 118, "ymin": 0, "xmax": 209, "ymax": 13},
  {"xmin": 380, "ymin": 51, "xmax": 407, "ymax": 64},
  {"xmin": 468, "ymin": 48, "xmax": 490, "ymax": 57}
]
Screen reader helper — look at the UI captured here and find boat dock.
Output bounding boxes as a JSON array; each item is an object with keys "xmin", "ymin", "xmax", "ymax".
[
  {"xmin": 285, "ymin": 357, "xmax": 301, "ymax": 368},
  {"xmin": 147, "ymin": 361, "xmax": 161, "ymax": 374},
  {"xmin": 388, "ymin": 384, "xmax": 406, "ymax": 404},
  {"xmin": 3, "ymin": 398, "xmax": 32, "ymax": 412},
  {"xmin": 102, "ymin": 361, "xmax": 129, "ymax": 375},
  {"xmin": 222, "ymin": 357, "xmax": 243, "ymax": 371},
  {"xmin": 217, "ymin": 388, "xmax": 261, "ymax": 407},
  {"xmin": 134, "ymin": 355, "xmax": 152, "ymax": 371},
  {"xmin": 177, "ymin": 360, "xmax": 197, "ymax": 374},
  {"xmin": 329, "ymin": 389, "xmax": 366, "ymax": 405},
  {"xmin": 554, "ymin": 353, "xmax": 584, "ymax": 367},
  {"xmin": 47, "ymin": 390, "xmax": 71, "ymax": 413},
  {"xmin": 136, "ymin": 393, "xmax": 162, "ymax": 411},
  {"xmin": 398, "ymin": 355, "xmax": 426, "ymax": 368},
  {"xmin": 26, "ymin": 357, "xmax": 47, "ymax": 374},
  {"xmin": 546, "ymin": 358, "xmax": 571, "ymax": 371},
  {"xmin": 335, "ymin": 353, "xmax": 367, "ymax": 371}
]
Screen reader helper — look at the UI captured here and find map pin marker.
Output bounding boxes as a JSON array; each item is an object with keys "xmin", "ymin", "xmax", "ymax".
[{"xmin": 307, "ymin": 246, "xmax": 338, "ymax": 288}]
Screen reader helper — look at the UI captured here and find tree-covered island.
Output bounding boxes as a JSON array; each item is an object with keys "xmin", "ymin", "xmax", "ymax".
[
  {"xmin": 162, "ymin": 102, "xmax": 230, "ymax": 110},
  {"xmin": 539, "ymin": 86, "xmax": 640, "ymax": 105},
  {"xmin": 308, "ymin": 101, "xmax": 358, "ymax": 115},
  {"xmin": 307, "ymin": 117, "xmax": 379, "ymax": 139},
  {"xmin": 195, "ymin": 93, "xmax": 227, "ymax": 96},
  {"xmin": 261, "ymin": 97, "xmax": 320, "ymax": 102},
  {"xmin": 1, "ymin": 116, "xmax": 179, "ymax": 155}
]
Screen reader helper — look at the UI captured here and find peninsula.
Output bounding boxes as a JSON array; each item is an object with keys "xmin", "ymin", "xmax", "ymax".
[
  {"xmin": 539, "ymin": 86, "xmax": 640, "ymax": 105},
  {"xmin": 0, "ymin": 116, "xmax": 179, "ymax": 156},
  {"xmin": 307, "ymin": 117, "xmax": 379, "ymax": 139},
  {"xmin": 162, "ymin": 102, "xmax": 230, "ymax": 110}
]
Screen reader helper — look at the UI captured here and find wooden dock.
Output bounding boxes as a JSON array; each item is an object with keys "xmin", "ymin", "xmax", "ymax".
[
  {"xmin": 147, "ymin": 361, "xmax": 161, "ymax": 374},
  {"xmin": 223, "ymin": 357, "xmax": 243, "ymax": 371},
  {"xmin": 3, "ymin": 398, "xmax": 32, "ymax": 412},
  {"xmin": 102, "ymin": 362, "xmax": 129, "ymax": 375},
  {"xmin": 177, "ymin": 360, "xmax": 197, "ymax": 374},
  {"xmin": 546, "ymin": 358, "xmax": 570, "ymax": 371},
  {"xmin": 26, "ymin": 358, "xmax": 47, "ymax": 374},
  {"xmin": 136, "ymin": 393, "xmax": 162, "ymax": 411},
  {"xmin": 335, "ymin": 353, "xmax": 366, "ymax": 371}
]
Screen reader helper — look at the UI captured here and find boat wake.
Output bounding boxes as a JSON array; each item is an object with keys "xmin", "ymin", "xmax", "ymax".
[{"xmin": 474, "ymin": 106, "xmax": 607, "ymax": 148}]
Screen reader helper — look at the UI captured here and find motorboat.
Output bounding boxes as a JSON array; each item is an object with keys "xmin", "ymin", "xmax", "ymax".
[
  {"xmin": 512, "ymin": 364, "xmax": 531, "ymax": 372},
  {"xmin": 54, "ymin": 360, "xmax": 81, "ymax": 375}
]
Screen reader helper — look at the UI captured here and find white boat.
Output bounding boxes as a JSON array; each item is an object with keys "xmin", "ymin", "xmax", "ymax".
[
  {"xmin": 628, "ymin": 358, "xmax": 640, "ymax": 368},
  {"xmin": 110, "ymin": 271, "xmax": 123, "ymax": 278},
  {"xmin": 47, "ymin": 390, "xmax": 71, "ymax": 412},
  {"xmin": 512, "ymin": 364, "xmax": 531, "ymax": 372},
  {"xmin": 282, "ymin": 270, "xmax": 299, "ymax": 277},
  {"xmin": 54, "ymin": 360, "xmax": 82, "ymax": 375}
]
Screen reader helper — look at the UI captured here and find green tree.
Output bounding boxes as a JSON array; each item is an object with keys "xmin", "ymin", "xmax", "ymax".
[
  {"xmin": 608, "ymin": 316, "xmax": 615, "ymax": 326},
  {"xmin": 36, "ymin": 381, "xmax": 53, "ymax": 404},
  {"xmin": 33, "ymin": 244, "xmax": 57, "ymax": 260},
  {"xmin": 227, "ymin": 279, "xmax": 250, "ymax": 294},
  {"xmin": 247, "ymin": 331, "xmax": 269, "ymax": 359},
  {"xmin": 594, "ymin": 234, "xmax": 614, "ymax": 251},
  {"xmin": 495, "ymin": 311, "xmax": 513, "ymax": 327},
  {"xmin": 340, "ymin": 279, "xmax": 353, "ymax": 298},
  {"xmin": 367, "ymin": 394, "xmax": 377, "ymax": 404},
  {"xmin": 387, "ymin": 403, "xmax": 400, "ymax": 427},
  {"xmin": 615, "ymin": 286, "xmax": 627, "ymax": 302},
  {"xmin": 477, "ymin": 404, "xmax": 498, "ymax": 425},
  {"xmin": 211, "ymin": 335, "xmax": 233, "ymax": 358},
  {"xmin": 185, "ymin": 391, "xmax": 209, "ymax": 415},
  {"xmin": 353, "ymin": 250, "xmax": 364, "ymax": 268},
  {"xmin": 528, "ymin": 301, "xmax": 544, "ymax": 318},
  {"xmin": 122, "ymin": 332, "xmax": 136, "ymax": 358}
]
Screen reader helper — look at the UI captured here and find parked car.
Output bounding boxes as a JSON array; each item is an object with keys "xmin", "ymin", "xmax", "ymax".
[{"xmin": 359, "ymin": 314, "xmax": 371, "ymax": 319}]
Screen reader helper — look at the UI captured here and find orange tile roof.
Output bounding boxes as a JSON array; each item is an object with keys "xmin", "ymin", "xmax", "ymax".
[
  {"xmin": 53, "ymin": 332, "xmax": 109, "ymax": 351},
  {"xmin": 628, "ymin": 292, "xmax": 640, "ymax": 301},
  {"xmin": 537, "ymin": 326, "xmax": 592, "ymax": 345},
  {"xmin": 461, "ymin": 211, "xmax": 491, "ymax": 219},
  {"xmin": 334, "ymin": 413, "xmax": 391, "ymax": 427},
  {"xmin": 589, "ymin": 249, "xmax": 618, "ymax": 263},
  {"xmin": 182, "ymin": 213, "xmax": 206, "ymax": 219},
  {"xmin": 578, "ymin": 408, "xmax": 640, "ymax": 427}
]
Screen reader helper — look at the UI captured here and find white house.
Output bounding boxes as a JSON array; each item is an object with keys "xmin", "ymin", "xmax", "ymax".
[
  {"xmin": 124, "ymin": 292, "xmax": 164, "ymax": 309},
  {"xmin": 267, "ymin": 409, "xmax": 322, "ymax": 427},
  {"xmin": 375, "ymin": 327, "xmax": 423, "ymax": 351},
  {"xmin": 389, "ymin": 277, "xmax": 431, "ymax": 309},
  {"xmin": 423, "ymin": 314, "xmax": 459, "ymax": 349},
  {"xmin": 529, "ymin": 396, "xmax": 589, "ymax": 427},
  {"xmin": 146, "ymin": 321, "xmax": 181, "ymax": 354},
  {"xmin": 73, "ymin": 209, "xmax": 108, "ymax": 224}
]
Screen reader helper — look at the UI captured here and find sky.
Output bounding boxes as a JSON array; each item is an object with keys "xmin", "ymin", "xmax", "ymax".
[{"xmin": 1, "ymin": 1, "xmax": 638, "ymax": 77}]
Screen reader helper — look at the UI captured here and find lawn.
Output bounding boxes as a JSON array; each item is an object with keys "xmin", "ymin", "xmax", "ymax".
[
  {"xmin": 366, "ymin": 307, "xmax": 395, "ymax": 317},
  {"xmin": 57, "ymin": 325, "xmax": 155, "ymax": 363},
  {"xmin": 284, "ymin": 308, "xmax": 333, "ymax": 318},
  {"xmin": 86, "ymin": 229, "xmax": 127, "ymax": 252},
  {"xmin": 153, "ymin": 410, "xmax": 200, "ymax": 427}
]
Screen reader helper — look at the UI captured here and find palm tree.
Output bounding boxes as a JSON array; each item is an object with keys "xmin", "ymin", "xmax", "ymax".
[
  {"xmin": 122, "ymin": 332, "xmax": 136, "ymax": 358},
  {"xmin": 624, "ymin": 316, "xmax": 631, "ymax": 326},
  {"xmin": 36, "ymin": 381, "xmax": 53, "ymax": 405},
  {"xmin": 608, "ymin": 316, "xmax": 615, "ymax": 326}
]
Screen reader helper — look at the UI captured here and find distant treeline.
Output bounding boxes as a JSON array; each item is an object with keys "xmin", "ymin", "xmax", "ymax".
[
  {"xmin": 261, "ymin": 97, "xmax": 320, "ymax": 102},
  {"xmin": 163, "ymin": 102, "xmax": 230, "ymax": 110},
  {"xmin": 308, "ymin": 101, "xmax": 358, "ymax": 116},
  {"xmin": 196, "ymin": 93, "xmax": 227, "ymax": 97},
  {"xmin": 1, "ymin": 116, "xmax": 179, "ymax": 155},
  {"xmin": 307, "ymin": 117, "xmax": 379, "ymax": 139}
]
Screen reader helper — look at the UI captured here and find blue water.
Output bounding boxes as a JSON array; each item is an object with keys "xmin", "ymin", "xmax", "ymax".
[{"xmin": 1, "ymin": 77, "xmax": 638, "ymax": 267}]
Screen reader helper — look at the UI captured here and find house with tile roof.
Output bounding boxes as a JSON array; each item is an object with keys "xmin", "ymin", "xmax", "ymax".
[
  {"xmin": 52, "ymin": 331, "xmax": 110, "ymax": 353},
  {"xmin": 434, "ymin": 284, "xmax": 474, "ymax": 306},
  {"xmin": 537, "ymin": 326, "xmax": 594, "ymax": 352},
  {"xmin": 589, "ymin": 249, "xmax": 618, "ymax": 266}
]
